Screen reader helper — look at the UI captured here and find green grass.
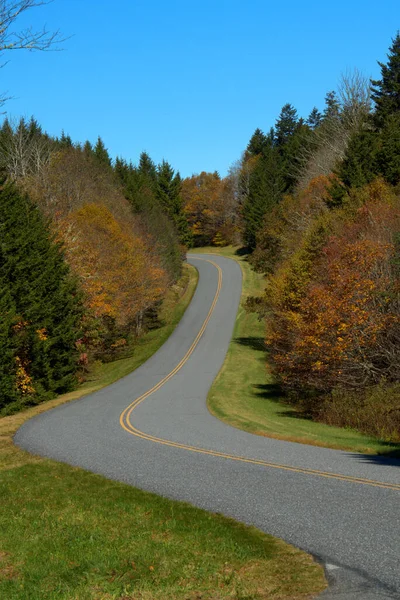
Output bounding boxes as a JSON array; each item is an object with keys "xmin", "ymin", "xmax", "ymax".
[
  {"xmin": 190, "ymin": 246, "xmax": 400, "ymax": 455},
  {"xmin": 0, "ymin": 260, "xmax": 326, "ymax": 599},
  {"xmin": 0, "ymin": 462, "xmax": 325, "ymax": 600}
]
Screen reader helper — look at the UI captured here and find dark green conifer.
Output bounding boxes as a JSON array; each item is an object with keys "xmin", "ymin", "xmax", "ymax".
[
  {"xmin": 83, "ymin": 140, "xmax": 93, "ymax": 158},
  {"xmin": 0, "ymin": 180, "xmax": 82, "ymax": 408},
  {"xmin": 242, "ymin": 142, "xmax": 284, "ymax": 249},
  {"xmin": 307, "ymin": 107, "xmax": 323, "ymax": 129},
  {"xmin": 275, "ymin": 104, "xmax": 298, "ymax": 148},
  {"xmin": 59, "ymin": 130, "xmax": 73, "ymax": 148},
  {"xmin": 156, "ymin": 161, "xmax": 192, "ymax": 246},
  {"xmin": 94, "ymin": 136, "xmax": 112, "ymax": 167},
  {"xmin": 371, "ymin": 33, "xmax": 400, "ymax": 125},
  {"xmin": 0, "ymin": 286, "xmax": 18, "ymax": 408},
  {"xmin": 323, "ymin": 91, "xmax": 341, "ymax": 121},
  {"xmin": 123, "ymin": 153, "xmax": 182, "ymax": 281},
  {"xmin": 246, "ymin": 128, "xmax": 269, "ymax": 156}
]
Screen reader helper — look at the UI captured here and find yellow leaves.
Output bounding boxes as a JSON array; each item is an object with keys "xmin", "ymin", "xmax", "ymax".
[
  {"xmin": 15, "ymin": 357, "xmax": 35, "ymax": 396},
  {"xmin": 58, "ymin": 204, "xmax": 168, "ymax": 327},
  {"xmin": 13, "ymin": 320, "xmax": 29, "ymax": 333},
  {"xmin": 110, "ymin": 338, "xmax": 127, "ymax": 349},
  {"xmin": 36, "ymin": 328, "xmax": 48, "ymax": 341}
]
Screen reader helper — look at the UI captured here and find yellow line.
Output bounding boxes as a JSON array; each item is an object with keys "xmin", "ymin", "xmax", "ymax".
[{"xmin": 120, "ymin": 257, "xmax": 400, "ymax": 493}]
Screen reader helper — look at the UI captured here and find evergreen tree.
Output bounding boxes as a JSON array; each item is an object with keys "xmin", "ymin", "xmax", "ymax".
[
  {"xmin": 114, "ymin": 156, "xmax": 129, "ymax": 184},
  {"xmin": 94, "ymin": 136, "xmax": 112, "ymax": 167},
  {"xmin": 307, "ymin": 107, "xmax": 323, "ymax": 129},
  {"xmin": 59, "ymin": 130, "xmax": 73, "ymax": 148},
  {"xmin": 0, "ymin": 180, "xmax": 82, "ymax": 408},
  {"xmin": 371, "ymin": 33, "xmax": 400, "ymax": 125},
  {"xmin": 138, "ymin": 151, "xmax": 157, "ymax": 183},
  {"xmin": 376, "ymin": 113, "xmax": 400, "ymax": 184},
  {"xmin": 0, "ymin": 286, "xmax": 18, "ymax": 407},
  {"xmin": 83, "ymin": 140, "xmax": 93, "ymax": 158},
  {"xmin": 246, "ymin": 128, "xmax": 269, "ymax": 156},
  {"xmin": 281, "ymin": 121, "xmax": 313, "ymax": 192},
  {"xmin": 121, "ymin": 153, "xmax": 182, "ymax": 281},
  {"xmin": 156, "ymin": 161, "xmax": 192, "ymax": 246},
  {"xmin": 275, "ymin": 103, "xmax": 298, "ymax": 148},
  {"xmin": 329, "ymin": 129, "xmax": 378, "ymax": 206},
  {"xmin": 323, "ymin": 91, "xmax": 341, "ymax": 121},
  {"xmin": 242, "ymin": 142, "xmax": 283, "ymax": 249}
]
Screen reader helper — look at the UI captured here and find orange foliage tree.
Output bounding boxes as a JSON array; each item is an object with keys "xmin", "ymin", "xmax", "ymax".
[
  {"xmin": 59, "ymin": 204, "xmax": 168, "ymax": 348},
  {"xmin": 267, "ymin": 182, "xmax": 400, "ymax": 393},
  {"xmin": 182, "ymin": 172, "xmax": 237, "ymax": 246}
]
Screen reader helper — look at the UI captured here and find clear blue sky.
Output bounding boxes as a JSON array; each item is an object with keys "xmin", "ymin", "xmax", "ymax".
[{"xmin": 2, "ymin": 0, "xmax": 399, "ymax": 177}]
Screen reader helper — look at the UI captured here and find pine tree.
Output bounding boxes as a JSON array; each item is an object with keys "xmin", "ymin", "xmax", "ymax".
[
  {"xmin": 307, "ymin": 107, "xmax": 323, "ymax": 129},
  {"xmin": 114, "ymin": 156, "xmax": 129, "ymax": 184},
  {"xmin": 329, "ymin": 129, "xmax": 378, "ymax": 206},
  {"xmin": 246, "ymin": 128, "xmax": 269, "ymax": 156},
  {"xmin": 280, "ymin": 121, "xmax": 313, "ymax": 193},
  {"xmin": 156, "ymin": 161, "xmax": 192, "ymax": 246},
  {"xmin": 123, "ymin": 153, "xmax": 182, "ymax": 281},
  {"xmin": 83, "ymin": 140, "xmax": 93, "ymax": 158},
  {"xmin": 0, "ymin": 180, "xmax": 83, "ymax": 408},
  {"xmin": 0, "ymin": 286, "xmax": 18, "ymax": 408},
  {"xmin": 376, "ymin": 113, "xmax": 400, "ymax": 184},
  {"xmin": 59, "ymin": 130, "xmax": 73, "ymax": 148},
  {"xmin": 275, "ymin": 103, "xmax": 298, "ymax": 148},
  {"xmin": 323, "ymin": 91, "xmax": 341, "ymax": 121},
  {"xmin": 94, "ymin": 136, "xmax": 112, "ymax": 167},
  {"xmin": 371, "ymin": 33, "xmax": 400, "ymax": 125},
  {"xmin": 242, "ymin": 143, "xmax": 283, "ymax": 249}
]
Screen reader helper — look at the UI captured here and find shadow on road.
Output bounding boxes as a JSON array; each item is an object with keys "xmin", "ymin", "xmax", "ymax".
[{"xmin": 348, "ymin": 451, "xmax": 400, "ymax": 465}]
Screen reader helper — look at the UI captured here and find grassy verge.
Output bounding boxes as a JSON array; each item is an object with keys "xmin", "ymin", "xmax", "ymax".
[
  {"xmin": 191, "ymin": 247, "xmax": 400, "ymax": 455},
  {"xmin": 0, "ymin": 261, "xmax": 326, "ymax": 599}
]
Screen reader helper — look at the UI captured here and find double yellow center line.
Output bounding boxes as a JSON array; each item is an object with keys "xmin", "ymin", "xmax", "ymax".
[{"xmin": 120, "ymin": 257, "xmax": 400, "ymax": 493}]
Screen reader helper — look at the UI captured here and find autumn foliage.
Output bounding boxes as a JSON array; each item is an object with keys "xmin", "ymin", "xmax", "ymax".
[
  {"xmin": 0, "ymin": 120, "xmax": 185, "ymax": 411},
  {"xmin": 266, "ymin": 180, "xmax": 400, "ymax": 395},
  {"xmin": 182, "ymin": 171, "xmax": 238, "ymax": 246},
  {"xmin": 60, "ymin": 204, "xmax": 167, "ymax": 328}
]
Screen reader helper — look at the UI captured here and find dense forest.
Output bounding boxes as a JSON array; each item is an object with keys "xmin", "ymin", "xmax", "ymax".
[
  {"xmin": 1, "ymin": 33, "xmax": 399, "ymax": 442},
  {"xmin": 0, "ymin": 124, "xmax": 189, "ymax": 412}
]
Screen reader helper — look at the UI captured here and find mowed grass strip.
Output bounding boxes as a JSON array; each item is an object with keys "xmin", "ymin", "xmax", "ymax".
[
  {"xmin": 190, "ymin": 247, "xmax": 400, "ymax": 455},
  {"xmin": 0, "ymin": 260, "xmax": 326, "ymax": 599},
  {"xmin": 0, "ymin": 463, "xmax": 325, "ymax": 600}
]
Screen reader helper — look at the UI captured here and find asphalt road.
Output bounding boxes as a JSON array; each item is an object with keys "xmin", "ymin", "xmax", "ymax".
[{"xmin": 15, "ymin": 254, "xmax": 400, "ymax": 599}]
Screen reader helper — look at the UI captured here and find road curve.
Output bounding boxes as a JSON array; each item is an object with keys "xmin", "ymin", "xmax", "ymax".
[{"xmin": 15, "ymin": 254, "xmax": 400, "ymax": 599}]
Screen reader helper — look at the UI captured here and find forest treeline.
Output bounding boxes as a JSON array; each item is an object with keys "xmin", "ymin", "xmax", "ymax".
[
  {"xmin": 0, "ymin": 123, "xmax": 191, "ymax": 413},
  {"xmin": 181, "ymin": 35, "xmax": 400, "ymax": 442}
]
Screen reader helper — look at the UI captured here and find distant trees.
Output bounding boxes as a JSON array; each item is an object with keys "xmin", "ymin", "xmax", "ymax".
[
  {"xmin": 182, "ymin": 171, "xmax": 238, "ymax": 247},
  {"xmin": 114, "ymin": 151, "xmax": 184, "ymax": 282}
]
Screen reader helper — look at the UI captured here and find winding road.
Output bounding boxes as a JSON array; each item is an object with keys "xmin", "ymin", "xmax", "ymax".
[{"xmin": 15, "ymin": 254, "xmax": 400, "ymax": 599}]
